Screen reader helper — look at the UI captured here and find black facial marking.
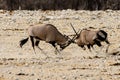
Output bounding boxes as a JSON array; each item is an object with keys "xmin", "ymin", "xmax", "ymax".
[{"xmin": 97, "ymin": 30, "xmax": 107, "ymax": 41}]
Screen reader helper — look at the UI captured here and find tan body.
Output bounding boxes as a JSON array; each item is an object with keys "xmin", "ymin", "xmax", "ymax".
[
  {"xmin": 28, "ymin": 24, "xmax": 67, "ymax": 45},
  {"xmin": 74, "ymin": 29, "xmax": 110, "ymax": 51},
  {"xmin": 20, "ymin": 24, "xmax": 73, "ymax": 54},
  {"xmin": 75, "ymin": 30, "xmax": 97, "ymax": 46}
]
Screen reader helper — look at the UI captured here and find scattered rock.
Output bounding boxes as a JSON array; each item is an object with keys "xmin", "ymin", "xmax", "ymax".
[
  {"xmin": 16, "ymin": 73, "xmax": 28, "ymax": 76},
  {"xmin": 110, "ymin": 63, "xmax": 120, "ymax": 66},
  {"xmin": 109, "ymin": 50, "xmax": 120, "ymax": 55}
]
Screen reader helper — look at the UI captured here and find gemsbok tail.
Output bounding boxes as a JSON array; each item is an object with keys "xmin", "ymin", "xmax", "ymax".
[{"xmin": 20, "ymin": 37, "xmax": 29, "ymax": 48}]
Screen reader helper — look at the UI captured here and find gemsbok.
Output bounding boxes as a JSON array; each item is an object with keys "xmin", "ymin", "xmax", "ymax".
[
  {"xmin": 70, "ymin": 23, "xmax": 110, "ymax": 53},
  {"xmin": 20, "ymin": 24, "xmax": 74, "ymax": 54}
]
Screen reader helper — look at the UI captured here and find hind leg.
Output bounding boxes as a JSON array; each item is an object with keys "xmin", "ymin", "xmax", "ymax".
[
  {"xmin": 35, "ymin": 40, "xmax": 49, "ymax": 58},
  {"xmin": 91, "ymin": 45, "xmax": 94, "ymax": 50},
  {"xmin": 87, "ymin": 44, "xmax": 92, "ymax": 52},
  {"xmin": 30, "ymin": 36, "xmax": 36, "ymax": 54},
  {"xmin": 35, "ymin": 40, "xmax": 43, "ymax": 50},
  {"xmin": 80, "ymin": 45, "xmax": 86, "ymax": 50}
]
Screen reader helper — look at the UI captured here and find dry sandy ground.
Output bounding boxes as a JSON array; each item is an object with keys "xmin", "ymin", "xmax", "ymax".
[{"xmin": 0, "ymin": 10, "xmax": 120, "ymax": 80}]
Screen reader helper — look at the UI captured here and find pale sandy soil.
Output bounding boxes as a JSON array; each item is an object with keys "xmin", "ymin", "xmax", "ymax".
[{"xmin": 0, "ymin": 10, "xmax": 120, "ymax": 80}]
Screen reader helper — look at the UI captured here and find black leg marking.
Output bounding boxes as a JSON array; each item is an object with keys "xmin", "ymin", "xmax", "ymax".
[
  {"xmin": 94, "ymin": 39, "xmax": 102, "ymax": 47},
  {"xmin": 35, "ymin": 41, "xmax": 39, "ymax": 46},
  {"xmin": 91, "ymin": 45, "xmax": 94, "ymax": 49},
  {"xmin": 91, "ymin": 45, "xmax": 95, "ymax": 51},
  {"xmin": 49, "ymin": 41, "xmax": 56, "ymax": 47},
  {"xmin": 80, "ymin": 45, "xmax": 86, "ymax": 50},
  {"xmin": 87, "ymin": 44, "xmax": 91, "ymax": 52},
  {"xmin": 49, "ymin": 41, "xmax": 60, "ymax": 54},
  {"xmin": 35, "ymin": 40, "xmax": 42, "ymax": 50},
  {"xmin": 87, "ymin": 44, "xmax": 91, "ymax": 49},
  {"xmin": 105, "ymin": 40, "xmax": 110, "ymax": 44},
  {"xmin": 30, "ymin": 36, "xmax": 36, "ymax": 53}
]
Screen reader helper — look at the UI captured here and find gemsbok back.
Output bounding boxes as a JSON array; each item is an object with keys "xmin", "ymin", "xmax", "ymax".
[{"xmin": 20, "ymin": 24, "xmax": 74, "ymax": 54}]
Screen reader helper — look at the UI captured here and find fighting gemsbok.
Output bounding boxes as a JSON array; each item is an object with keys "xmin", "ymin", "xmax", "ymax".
[
  {"xmin": 20, "ymin": 24, "xmax": 74, "ymax": 54},
  {"xmin": 70, "ymin": 23, "xmax": 110, "ymax": 53}
]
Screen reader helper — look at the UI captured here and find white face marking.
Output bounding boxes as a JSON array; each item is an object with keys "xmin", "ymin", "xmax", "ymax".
[
  {"xmin": 75, "ymin": 39, "xmax": 78, "ymax": 43},
  {"xmin": 99, "ymin": 32, "xmax": 105, "ymax": 38}
]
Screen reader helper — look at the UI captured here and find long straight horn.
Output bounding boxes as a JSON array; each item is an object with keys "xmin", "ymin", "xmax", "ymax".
[
  {"xmin": 70, "ymin": 23, "xmax": 78, "ymax": 36},
  {"xmin": 71, "ymin": 29, "xmax": 81, "ymax": 40},
  {"xmin": 70, "ymin": 23, "xmax": 81, "ymax": 41}
]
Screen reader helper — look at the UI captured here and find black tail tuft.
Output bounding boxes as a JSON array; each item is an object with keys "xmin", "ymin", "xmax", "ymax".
[{"xmin": 20, "ymin": 37, "xmax": 29, "ymax": 48}]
